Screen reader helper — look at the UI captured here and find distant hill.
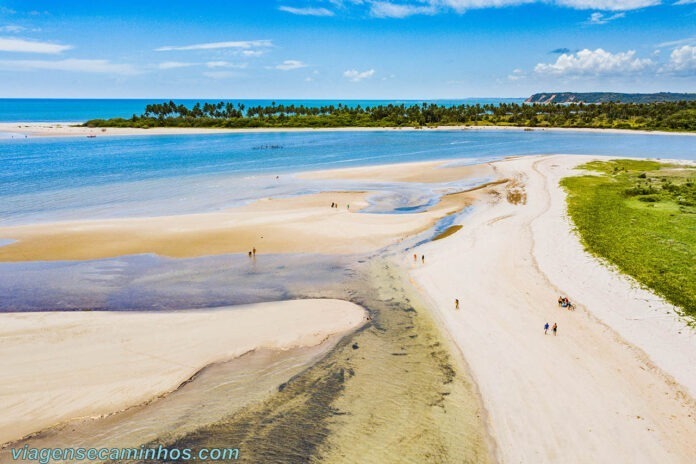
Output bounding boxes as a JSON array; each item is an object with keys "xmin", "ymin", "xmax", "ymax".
[{"xmin": 526, "ymin": 92, "xmax": 696, "ymax": 104}]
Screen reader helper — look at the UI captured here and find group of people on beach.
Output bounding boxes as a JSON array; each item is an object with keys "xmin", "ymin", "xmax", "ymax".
[
  {"xmin": 558, "ymin": 296, "xmax": 575, "ymax": 310},
  {"xmin": 413, "ymin": 253, "xmax": 425, "ymax": 264},
  {"xmin": 330, "ymin": 202, "xmax": 350, "ymax": 209},
  {"xmin": 544, "ymin": 322, "xmax": 558, "ymax": 336},
  {"xmin": 247, "ymin": 247, "xmax": 257, "ymax": 258}
]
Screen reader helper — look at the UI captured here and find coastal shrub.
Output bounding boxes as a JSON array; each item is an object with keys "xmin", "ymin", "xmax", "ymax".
[{"xmin": 561, "ymin": 160, "xmax": 696, "ymax": 316}]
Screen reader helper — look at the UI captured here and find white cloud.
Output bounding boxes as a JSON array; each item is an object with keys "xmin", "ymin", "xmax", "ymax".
[
  {"xmin": 364, "ymin": 0, "xmax": 660, "ymax": 18},
  {"xmin": 553, "ymin": 0, "xmax": 659, "ymax": 10},
  {"xmin": 343, "ymin": 68, "xmax": 375, "ymax": 81},
  {"xmin": 0, "ymin": 25, "xmax": 25, "ymax": 33},
  {"xmin": 586, "ymin": 11, "xmax": 625, "ymax": 24},
  {"xmin": 666, "ymin": 45, "xmax": 696, "ymax": 73},
  {"xmin": 206, "ymin": 61, "xmax": 247, "ymax": 68},
  {"xmin": 657, "ymin": 37, "xmax": 696, "ymax": 48},
  {"xmin": 534, "ymin": 48, "xmax": 654, "ymax": 75},
  {"xmin": 156, "ymin": 39, "xmax": 272, "ymax": 52},
  {"xmin": 0, "ymin": 37, "xmax": 72, "ymax": 54},
  {"xmin": 507, "ymin": 68, "xmax": 526, "ymax": 80},
  {"xmin": 0, "ymin": 58, "xmax": 138, "ymax": 75},
  {"xmin": 241, "ymin": 50, "xmax": 266, "ymax": 57},
  {"xmin": 279, "ymin": 6, "xmax": 335, "ymax": 16},
  {"xmin": 203, "ymin": 71, "xmax": 242, "ymax": 79},
  {"xmin": 370, "ymin": 1, "xmax": 438, "ymax": 17},
  {"xmin": 275, "ymin": 59, "xmax": 308, "ymax": 70},
  {"xmin": 674, "ymin": 0, "xmax": 696, "ymax": 4},
  {"xmin": 157, "ymin": 61, "xmax": 195, "ymax": 69}
]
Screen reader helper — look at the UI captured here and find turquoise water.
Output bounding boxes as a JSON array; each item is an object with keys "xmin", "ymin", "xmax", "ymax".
[
  {"xmin": 0, "ymin": 129, "xmax": 694, "ymax": 224},
  {"xmin": 0, "ymin": 98, "xmax": 525, "ymax": 122}
]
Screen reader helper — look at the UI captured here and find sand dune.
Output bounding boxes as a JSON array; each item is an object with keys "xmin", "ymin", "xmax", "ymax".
[
  {"xmin": 409, "ymin": 155, "xmax": 696, "ymax": 463},
  {"xmin": 0, "ymin": 299, "xmax": 367, "ymax": 445}
]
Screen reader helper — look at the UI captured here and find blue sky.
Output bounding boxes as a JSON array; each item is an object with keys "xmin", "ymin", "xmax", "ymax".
[{"xmin": 0, "ymin": 0, "xmax": 694, "ymax": 98}]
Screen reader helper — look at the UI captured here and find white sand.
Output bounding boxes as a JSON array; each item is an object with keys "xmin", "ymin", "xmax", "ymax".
[
  {"xmin": 409, "ymin": 155, "xmax": 696, "ymax": 463},
  {"xmin": 0, "ymin": 299, "xmax": 366, "ymax": 445},
  {"xmin": 1, "ymin": 122, "xmax": 692, "ymax": 138}
]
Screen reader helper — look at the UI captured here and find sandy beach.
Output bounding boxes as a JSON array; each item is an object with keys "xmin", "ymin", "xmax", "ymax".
[
  {"xmin": 0, "ymin": 299, "xmax": 367, "ymax": 445},
  {"xmin": 2, "ymin": 153, "xmax": 695, "ymax": 462},
  {"xmin": 407, "ymin": 155, "xmax": 696, "ymax": 463},
  {"xmin": 1, "ymin": 121, "xmax": 693, "ymax": 138}
]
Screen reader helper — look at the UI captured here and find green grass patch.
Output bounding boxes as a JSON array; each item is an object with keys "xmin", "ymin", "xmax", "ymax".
[{"xmin": 561, "ymin": 159, "xmax": 696, "ymax": 316}]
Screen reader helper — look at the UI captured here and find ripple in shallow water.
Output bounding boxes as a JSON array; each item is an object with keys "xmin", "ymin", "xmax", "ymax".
[{"xmin": 0, "ymin": 253, "xmax": 354, "ymax": 312}]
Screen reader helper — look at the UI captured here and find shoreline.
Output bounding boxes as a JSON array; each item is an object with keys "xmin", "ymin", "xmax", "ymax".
[{"xmin": 1, "ymin": 121, "xmax": 694, "ymax": 138}]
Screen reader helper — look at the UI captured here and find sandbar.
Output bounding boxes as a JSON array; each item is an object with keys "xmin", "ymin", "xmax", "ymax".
[{"xmin": 0, "ymin": 299, "xmax": 367, "ymax": 445}]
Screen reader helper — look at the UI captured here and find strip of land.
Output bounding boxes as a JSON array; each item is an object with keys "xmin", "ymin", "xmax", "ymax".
[
  {"xmin": 407, "ymin": 155, "xmax": 696, "ymax": 463},
  {"xmin": 0, "ymin": 299, "xmax": 367, "ymax": 445},
  {"xmin": 1, "ymin": 121, "xmax": 694, "ymax": 138}
]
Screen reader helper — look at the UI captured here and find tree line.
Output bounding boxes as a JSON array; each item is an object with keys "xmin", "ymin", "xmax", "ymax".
[{"xmin": 84, "ymin": 100, "xmax": 696, "ymax": 132}]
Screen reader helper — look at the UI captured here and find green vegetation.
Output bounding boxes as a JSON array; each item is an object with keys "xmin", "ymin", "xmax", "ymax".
[
  {"xmin": 526, "ymin": 92, "xmax": 696, "ymax": 104},
  {"xmin": 561, "ymin": 159, "xmax": 696, "ymax": 316},
  {"xmin": 84, "ymin": 100, "xmax": 696, "ymax": 132}
]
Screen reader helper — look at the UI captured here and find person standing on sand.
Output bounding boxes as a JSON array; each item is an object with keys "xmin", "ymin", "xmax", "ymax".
[
  {"xmin": 544, "ymin": 322, "xmax": 549, "ymax": 334},
  {"xmin": 552, "ymin": 323, "xmax": 557, "ymax": 336},
  {"xmin": 421, "ymin": 255, "xmax": 425, "ymax": 264},
  {"xmin": 248, "ymin": 251, "xmax": 252, "ymax": 258},
  {"xmin": 455, "ymin": 299, "xmax": 459, "ymax": 310},
  {"xmin": 413, "ymin": 253, "xmax": 417, "ymax": 262},
  {"xmin": 252, "ymin": 247, "xmax": 256, "ymax": 256}
]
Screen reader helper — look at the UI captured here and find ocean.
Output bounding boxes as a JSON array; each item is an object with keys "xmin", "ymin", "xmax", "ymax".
[{"xmin": 0, "ymin": 98, "xmax": 526, "ymax": 122}]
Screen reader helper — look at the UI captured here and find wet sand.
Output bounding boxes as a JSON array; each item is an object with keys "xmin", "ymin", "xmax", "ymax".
[
  {"xmin": 0, "ymin": 188, "xmax": 477, "ymax": 262},
  {"xmin": 147, "ymin": 260, "xmax": 493, "ymax": 464},
  {"xmin": 2, "ymin": 260, "xmax": 493, "ymax": 464},
  {"xmin": 3, "ymin": 340, "xmax": 345, "ymax": 461}
]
